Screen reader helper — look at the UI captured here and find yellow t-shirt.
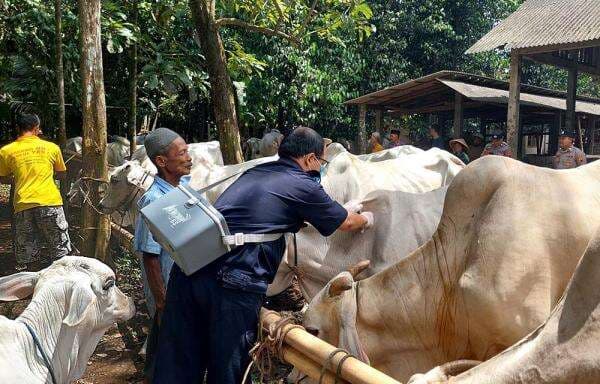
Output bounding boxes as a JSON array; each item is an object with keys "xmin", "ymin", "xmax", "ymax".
[
  {"xmin": 0, "ymin": 136, "xmax": 66, "ymax": 213},
  {"xmin": 371, "ymin": 143, "xmax": 384, "ymax": 153}
]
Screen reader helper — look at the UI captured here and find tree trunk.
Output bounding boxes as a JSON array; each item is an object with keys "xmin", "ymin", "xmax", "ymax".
[
  {"xmin": 189, "ymin": 0, "xmax": 243, "ymax": 164},
  {"xmin": 128, "ymin": 0, "xmax": 138, "ymax": 155},
  {"xmin": 78, "ymin": 0, "xmax": 111, "ymax": 263},
  {"xmin": 55, "ymin": 0, "xmax": 67, "ymax": 148}
]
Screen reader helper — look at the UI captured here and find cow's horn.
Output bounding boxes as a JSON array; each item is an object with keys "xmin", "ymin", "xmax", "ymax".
[
  {"xmin": 348, "ymin": 260, "xmax": 370, "ymax": 279},
  {"xmin": 328, "ymin": 274, "xmax": 353, "ymax": 298}
]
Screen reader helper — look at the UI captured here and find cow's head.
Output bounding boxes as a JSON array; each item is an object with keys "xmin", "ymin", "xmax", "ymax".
[
  {"xmin": 98, "ymin": 160, "xmax": 154, "ymax": 213},
  {"xmin": 287, "ymin": 261, "xmax": 370, "ymax": 383},
  {"xmin": 0, "ymin": 256, "xmax": 135, "ymax": 329}
]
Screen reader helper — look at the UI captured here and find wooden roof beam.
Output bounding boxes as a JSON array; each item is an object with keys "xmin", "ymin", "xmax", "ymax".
[{"xmin": 524, "ymin": 53, "xmax": 600, "ymax": 76}]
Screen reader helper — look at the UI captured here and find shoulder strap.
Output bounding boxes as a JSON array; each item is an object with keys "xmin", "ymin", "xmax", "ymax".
[{"xmin": 197, "ymin": 170, "xmax": 244, "ymax": 194}]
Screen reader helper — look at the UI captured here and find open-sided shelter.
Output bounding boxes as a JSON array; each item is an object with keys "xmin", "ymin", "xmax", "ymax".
[
  {"xmin": 345, "ymin": 71, "xmax": 600, "ymax": 165},
  {"xmin": 467, "ymin": 0, "xmax": 600, "ymax": 159}
]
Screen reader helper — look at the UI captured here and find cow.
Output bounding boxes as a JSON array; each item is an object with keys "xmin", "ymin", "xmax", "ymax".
[
  {"xmin": 298, "ymin": 155, "xmax": 600, "ymax": 383},
  {"xmin": 0, "ymin": 256, "xmax": 135, "ymax": 384},
  {"xmin": 268, "ymin": 146, "xmax": 463, "ymax": 298},
  {"xmin": 244, "ymin": 137, "xmax": 262, "ymax": 160},
  {"xmin": 64, "ymin": 136, "xmax": 132, "ymax": 167},
  {"xmin": 409, "ymin": 226, "xmax": 600, "ymax": 384},
  {"xmin": 259, "ymin": 130, "xmax": 284, "ymax": 157}
]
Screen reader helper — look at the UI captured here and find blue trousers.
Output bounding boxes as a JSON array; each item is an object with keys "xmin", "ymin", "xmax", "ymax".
[{"xmin": 152, "ymin": 265, "xmax": 263, "ymax": 384}]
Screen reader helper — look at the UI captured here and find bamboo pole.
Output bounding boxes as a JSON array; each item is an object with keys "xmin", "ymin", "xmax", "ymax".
[
  {"xmin": 261, "ymin": 309, "xmax": 402, "ymax": 384},
  {"xmin": 283, "ymin": 346, "xmax": 351, "ymax": 384}
]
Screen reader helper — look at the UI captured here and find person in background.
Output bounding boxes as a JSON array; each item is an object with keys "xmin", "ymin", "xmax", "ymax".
[
  {"xmin": 449, "ymin": 138, "xmax": 470, "ymax": 164},
  {"xmin": 152, "ymin": 127, "xmax": 374, "ymax": 384},
  {"xmin": 553, "ymin": 130, "xmax": 586, "ymax": 169},
  {"xmin": 0, "ymin": 114, "xmax": 71, "ymax": 271},
  {"xmin": 133, "ymin": 127, "xmax": 193, "ymax": 383},
  {"xmin": 386, "ymin": 129, "xmax": 405, "ymax": 149},
  {"xmin": 482, "ymin": 133, "xmax": 513, "ymax": 157},
  {"xmin": 429, "ymin": 125, "xmax": 447, "ymax": 150},
  {"xmin": 468, "ymin": 132, "xmax": 485, "ymax": 161},
  {"xmin": 369, "ymin": 132, "xmax": 384, "ymax": 153}
]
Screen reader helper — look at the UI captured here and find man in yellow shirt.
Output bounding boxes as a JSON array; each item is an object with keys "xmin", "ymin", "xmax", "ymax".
[{"xmin": 0, "ymin": 114, "xmax": 71, "ymax": 270}]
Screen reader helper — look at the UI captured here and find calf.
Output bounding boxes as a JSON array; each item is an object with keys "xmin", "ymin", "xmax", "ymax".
[{"xmin": 0, "ymin": 256, "xmax": 135, "ymax": 383}]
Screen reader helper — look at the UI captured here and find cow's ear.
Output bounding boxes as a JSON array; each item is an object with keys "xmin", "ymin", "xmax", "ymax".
[
  {"xmin": 327, "ymin": 273, "xmax": 353, "ymax": 298},
  {"xmin": 0, "ymin": 272, "xmax": 39, "ymax": 301},
  {"xmin": 63, "ymin": 284, "xmax": 96, "ymax": 327}
]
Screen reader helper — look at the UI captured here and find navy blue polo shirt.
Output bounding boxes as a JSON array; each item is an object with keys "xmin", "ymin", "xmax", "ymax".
[{"xmin": 211, "ymin": 157, "xmax": 347, "ymax": 294}]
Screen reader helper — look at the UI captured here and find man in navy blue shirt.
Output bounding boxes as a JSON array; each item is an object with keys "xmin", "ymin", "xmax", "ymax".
[{"xmin": 153, "ymin": 127, "xmax": 374, "ymax": 384}]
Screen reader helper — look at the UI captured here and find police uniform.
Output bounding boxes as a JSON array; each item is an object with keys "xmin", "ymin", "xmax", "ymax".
[
  {"xmin": 553, "ymin": 146, "xmax": 586, "ymax": 169},
  {"xmin": 153, "ymin": 157, "xmax": 348, "ymax": 384},
  {"xmin": 483, "ymin": 141, "xmax": 511, "ymax": 156}
]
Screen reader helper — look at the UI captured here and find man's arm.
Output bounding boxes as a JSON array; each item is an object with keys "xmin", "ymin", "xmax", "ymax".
[{"xmin": 143, "ymin": 252, "xmax": 166, "ymax": 318}]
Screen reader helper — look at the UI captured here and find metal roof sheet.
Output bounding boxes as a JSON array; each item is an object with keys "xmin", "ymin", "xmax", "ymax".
[
  {"xmin": 439, "ymin": 79, "xmax": 600, "ymax": 116},
  {"xmin": 467, "ymin": 0, "xmax": 600, "ymax": 54}
]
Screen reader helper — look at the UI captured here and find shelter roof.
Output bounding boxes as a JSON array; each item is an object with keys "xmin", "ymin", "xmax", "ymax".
[
  {"xmin": 345, "ymin": 71, "xmax": 600, "ymax": 116},
  {"xmin": 466, "ymin": 0, "xmax": 600, "ymax": 54}
]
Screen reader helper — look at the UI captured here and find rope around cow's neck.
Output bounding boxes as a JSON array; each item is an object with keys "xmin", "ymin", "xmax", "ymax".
[{"xmin": 20, "ymin": 321, "xmax": 58, "ymax": 384}]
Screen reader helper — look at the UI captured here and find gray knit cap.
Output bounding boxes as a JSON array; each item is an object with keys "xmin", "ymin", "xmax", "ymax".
[{"xmin": 144, "ymin": 128, "xmax": 182, "ymax": 159}]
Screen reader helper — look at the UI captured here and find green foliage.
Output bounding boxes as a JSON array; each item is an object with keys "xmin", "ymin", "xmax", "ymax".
[{"xmin": 2, "ymin": 0, "xmax": 598, "ymax": 144}]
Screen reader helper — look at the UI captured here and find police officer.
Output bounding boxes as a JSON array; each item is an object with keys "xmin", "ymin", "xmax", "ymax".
[
  {"xmin": 482, "ymin": 133, "xmax": 513, "ymax": 157},
  {"xmin": 153, "ymin": 126, "xmax": 374, "ymax": 384},
  {"xmin": 553, "ymin": 130, "xmax": 586, "ymax": 169}
]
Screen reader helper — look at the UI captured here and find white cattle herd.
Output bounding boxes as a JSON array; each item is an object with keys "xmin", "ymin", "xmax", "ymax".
[{"xmin": 2, "ymin": 135, "xmax": 600, "ymax": 383}]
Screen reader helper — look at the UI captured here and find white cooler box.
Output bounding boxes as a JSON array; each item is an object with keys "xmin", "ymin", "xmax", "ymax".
[{"xmin": 140, "ymin": 184, "xmax": 233, "ymax": 276}]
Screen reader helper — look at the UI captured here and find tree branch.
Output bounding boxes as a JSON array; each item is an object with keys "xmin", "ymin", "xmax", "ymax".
[
  {"xmin": 271, "ymin": 0, "xmax": 286, "ymax": 30},
  {"xmin": 300, "ymin": 0, "xmax": 319, "ymax": 37},
  {"xmin": 215, "ymin": 18, "xmax": 300, "ymax": 47}
]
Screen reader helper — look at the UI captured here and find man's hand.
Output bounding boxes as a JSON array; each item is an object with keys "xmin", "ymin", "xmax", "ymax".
[
  {"xmin": 338, "ymin": 211, "xmax": 375, "ymax": 232},
  {"xmin": 360, "ymin": 211, "xmax": 374, "ymax": 231},
  {"xmin": 343, "ymin": 200, "xmax": 363, "ymax": 214},
  {"xmin": 143, "ymin": 253, "xmax": 167, "ymax": 322}
]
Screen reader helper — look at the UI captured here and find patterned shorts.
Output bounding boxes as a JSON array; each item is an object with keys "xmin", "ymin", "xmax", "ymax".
[{"xmin": 14, "ymin": 206, "xmax": 72, "ymax": 264}]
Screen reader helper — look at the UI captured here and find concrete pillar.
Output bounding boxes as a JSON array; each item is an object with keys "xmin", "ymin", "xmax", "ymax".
[{"xmin": 507, "ymin": 51, "xmax": 522, "ymax": 158}]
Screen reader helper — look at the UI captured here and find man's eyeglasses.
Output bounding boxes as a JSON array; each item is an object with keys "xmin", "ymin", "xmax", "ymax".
[{"xmin": 318, "ymin": 157, "xmax": 329, "ymax": 166}]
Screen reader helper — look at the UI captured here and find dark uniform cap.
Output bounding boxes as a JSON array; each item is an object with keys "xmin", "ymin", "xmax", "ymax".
[
  {"xmin": 144, "ymin": 128, "xmax": 182, "ymax": 159},
  {"xmin": 491, "ymin": 133, "xmax": 503, "ymax": 140},
  {"xmin": 559, "ymin": 130, "xmax": 576, "ymax": 138}
]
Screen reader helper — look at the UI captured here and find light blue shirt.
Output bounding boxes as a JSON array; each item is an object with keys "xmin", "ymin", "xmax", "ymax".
[{"xmin": 134, "ymin": 174, "xmax": 190, "ymax": 314}]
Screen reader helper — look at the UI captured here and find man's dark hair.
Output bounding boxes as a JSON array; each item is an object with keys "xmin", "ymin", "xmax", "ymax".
[
  {"xmin": 17, "ymin": 114, "xmax": 40, "ymax": 133},
  {"xmin": 278, "ymin": 126, "xmax": 325, "ymax": 159}
]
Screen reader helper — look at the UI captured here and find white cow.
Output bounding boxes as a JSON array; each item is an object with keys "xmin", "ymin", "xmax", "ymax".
[
  {"xmin": 298, "ymin": 155, "xmax": 600, "ymax": 382},
  {"xmin": 267, "ymin": 146, "xmax": 464, "ymax": 298},
  {"xmin": 0, "ymin": 256, "xmax": 135, "ymax": 384},
  {"xmin": 410, "ymin": 226, "xmax": 600, "ymax": 384},
  {"xmin": 64, "ymin": 136, "xmax": 132, "ymax": 167}
]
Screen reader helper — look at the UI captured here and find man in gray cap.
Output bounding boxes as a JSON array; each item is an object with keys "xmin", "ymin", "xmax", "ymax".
[
  {"xmin": 553, "ymin": 130, "xmax": 586, "ymax": 169},
  {"xmin": 133, "ymin": 127, "xmax": 192, "ymax": 383}
]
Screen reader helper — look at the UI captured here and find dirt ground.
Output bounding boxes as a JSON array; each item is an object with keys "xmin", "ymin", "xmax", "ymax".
[{"xmin": 0, "ymin": 184, "xmax": 297, "ymax": 383}]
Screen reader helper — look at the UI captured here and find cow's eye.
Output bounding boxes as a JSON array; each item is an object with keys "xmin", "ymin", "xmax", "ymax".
[
  {"xmin": 103, "ymin": 279, "xmax": 115, "ymax": 291},
  {"xmin": 306, "ymin": 327, "xmax": 319, "ymax": 337}
]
